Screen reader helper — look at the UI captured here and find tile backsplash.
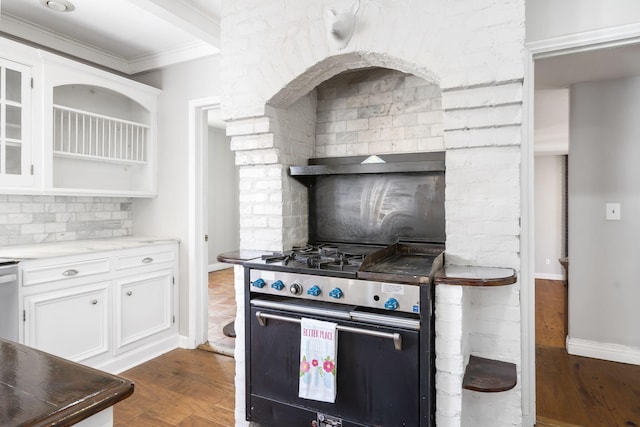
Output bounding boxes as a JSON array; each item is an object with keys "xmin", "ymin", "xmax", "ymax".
[{"xmin": 0, "ymin": 195, "xmax": 132, "ymax": 246}]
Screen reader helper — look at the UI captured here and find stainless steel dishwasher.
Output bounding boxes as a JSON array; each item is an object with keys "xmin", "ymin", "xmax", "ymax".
[{"xmin": 0, "ymin": 261, "xmax": 19, "ymax": 341}]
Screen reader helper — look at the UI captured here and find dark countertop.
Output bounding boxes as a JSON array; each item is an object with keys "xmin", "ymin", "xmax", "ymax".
[
  {"xmin": 0, "ymin": 338, "xmax": 133, "ymax": 427},
  {"xmin": 434, "ymin": 265, "xmax": 517, "ymax": 286},
  {"xmin": 217, "ymin": 250, "xmax": 269, "ymax": 265}
]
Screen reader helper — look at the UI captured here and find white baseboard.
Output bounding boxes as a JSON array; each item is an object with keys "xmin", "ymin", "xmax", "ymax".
[
  {"xmin": 535, "ymin": 272, "xmax": 564, "ymax": 281},
  {"xmin": 179, "ymin": 334, "xmax": 192, "ymax": 349},
  {"xmin": 94, "ymin": 334, "xmax": 180, "ymax": 374},
  {"xmin": 566, "ymin": 337, "xmax": 640, "ymax": 366},
  {"xmin": 209, "ymin": 262, "xmax": 232, "ymax": 272}
]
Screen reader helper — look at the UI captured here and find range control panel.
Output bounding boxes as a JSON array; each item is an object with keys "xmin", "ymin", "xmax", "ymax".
[{"xmin": 248, "ymin": 269, "xmax": 421, "ymax": 314}]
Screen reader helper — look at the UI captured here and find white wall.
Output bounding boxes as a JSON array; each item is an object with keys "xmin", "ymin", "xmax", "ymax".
[
  {"xmin": 131, "ymin": 55, "xmax": 221, "ymax": 336},
  {"xmin": 569, "ymin": 75, "xmax": 640, "ymax": 360},
  {"xmin": 534, "ymin": 156, "xmax": 565, "ymax": 279},
  {"xmin": 534, "ymin": 89, "xmax": 569, "ymax": 155},
  {"xmin": 526, "ymin": 0, "xmax": 640, "ymax": 42},
  {"xmin": 207, "ymin": 126, "xmax": 239, "ymax": 269}
]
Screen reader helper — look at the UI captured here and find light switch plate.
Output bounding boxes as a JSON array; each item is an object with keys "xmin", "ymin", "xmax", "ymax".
[{"xmin": 606, "ymin": 203, "xmax": 621, "ymax": 220}]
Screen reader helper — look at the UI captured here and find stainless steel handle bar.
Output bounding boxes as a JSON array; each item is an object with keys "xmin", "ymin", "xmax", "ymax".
[{"xmin": 255, "ymin": 311, "xmax": 403, "ymax": 351}]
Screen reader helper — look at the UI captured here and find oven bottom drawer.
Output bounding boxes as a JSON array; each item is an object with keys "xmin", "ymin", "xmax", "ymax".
[
  {"xmin": 250, "ymin": 396, "xmax": 371, "ymax": 427},
  {"xmin": 248, "ymin": 306, "xmax": 422, "ymax": 427}
]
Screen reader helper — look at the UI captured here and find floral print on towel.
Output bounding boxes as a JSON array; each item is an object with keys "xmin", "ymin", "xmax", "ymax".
[{"xmin": 300, "ymin": 356, "xmax": 336, "ymax": 377}]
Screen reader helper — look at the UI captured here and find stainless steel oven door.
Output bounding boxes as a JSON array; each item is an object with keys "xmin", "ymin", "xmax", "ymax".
[{"xmin": 247, "ymin": 297, "xmax": 421, "ymax": 427}]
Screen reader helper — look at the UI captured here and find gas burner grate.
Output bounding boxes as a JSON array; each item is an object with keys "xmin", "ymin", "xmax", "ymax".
[{"xmin": 260, "ymin": 245, "xmax": 368, "ymax": 271}]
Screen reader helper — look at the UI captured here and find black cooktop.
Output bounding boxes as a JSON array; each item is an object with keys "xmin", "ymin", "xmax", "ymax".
[
  {"xmin": 244, "ymin": 244, "xmax": 383, "ymax": 278},
  {"xmin": 243, "ymin": 242, "xmax": 445, "ymax": 283}
]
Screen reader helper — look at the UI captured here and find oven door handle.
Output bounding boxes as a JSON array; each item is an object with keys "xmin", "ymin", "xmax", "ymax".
[{"xmin": 255, "ymin": 311, "xmax": 403, "ymax": 351}]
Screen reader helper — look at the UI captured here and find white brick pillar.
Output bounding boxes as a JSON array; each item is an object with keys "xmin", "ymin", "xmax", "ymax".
[
  {"xmin": 229, "ymin": 97, "xmax": 315, "ymax": 252},
  {"xmin": 442, "ymin": 81, "xmax": 523, "ymax": 427},
  {"xmin": 435, "ymin": 285, "xmax": 466, "ymax": 426}
]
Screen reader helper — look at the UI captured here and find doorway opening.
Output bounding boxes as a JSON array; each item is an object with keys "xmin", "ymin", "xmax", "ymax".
[
  {"xmin": 533, "ymin": 43, "xmax": 640, "ymax": 426},
  {"xmin": 204, "ymin": 107, "xmax": 239, "ymax": 356}
]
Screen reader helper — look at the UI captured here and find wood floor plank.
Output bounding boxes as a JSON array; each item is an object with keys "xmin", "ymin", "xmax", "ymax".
[
  {"xmin": 536, "ymin": 279, "xmax": 566, "ymax": 348},
  {"xmin": 536, "ymin": 279, "xmax": 640, "ymax": 427},
  {"xmin": 113, "ymin": 348, "xmax": 235, "ymax": 426}
]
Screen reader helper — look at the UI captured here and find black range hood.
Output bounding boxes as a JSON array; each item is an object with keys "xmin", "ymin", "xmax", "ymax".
[{"xmin": 289, "ymin": 151, "xmax": 445, "ymax": 181}]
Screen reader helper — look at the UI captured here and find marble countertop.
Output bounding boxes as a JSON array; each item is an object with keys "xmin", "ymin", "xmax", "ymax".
[{"xmin": 0, "ymin": 236, "xmax": 179, "ymax": 261}]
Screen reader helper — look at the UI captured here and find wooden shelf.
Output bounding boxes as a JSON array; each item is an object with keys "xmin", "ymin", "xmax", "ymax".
[
  {"xmin": 434, "ymin": 265, "xmax": 517, "ymax": 286},
  {"xmin": 463, "ymin": 355, "xmax": 517, "ymax": 392}
]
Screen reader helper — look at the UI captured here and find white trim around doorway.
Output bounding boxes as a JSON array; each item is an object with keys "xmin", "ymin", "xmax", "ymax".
[{"xmin": 187, "ymin": 96, "xmax": 221, "ymax": 349}]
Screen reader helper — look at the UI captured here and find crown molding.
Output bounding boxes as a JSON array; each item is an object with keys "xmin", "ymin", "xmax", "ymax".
[
  {"xmin": 0, "ymin": 13, "xmax": 218, "ymax": 74},
  {"xmin": 527, "ymin": 22, "xmax": 640, "ymax": 58},
  {"xmin": 0, "ymin": 13, "xmax": 131, "ymax": 73},
  {"xmin": 129, "ymin": 41, "xmax": 219, "ymax": 75}
]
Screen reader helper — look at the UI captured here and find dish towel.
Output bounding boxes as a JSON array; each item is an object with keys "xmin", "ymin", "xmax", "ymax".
[{"xmin": 298, "ymin": 317, "xmax": 338, "ymax": 403}]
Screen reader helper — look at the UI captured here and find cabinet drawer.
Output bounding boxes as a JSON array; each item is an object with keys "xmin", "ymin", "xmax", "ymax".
[
  {"xmin": 23, "ymin": 258, "xmax": 111, "ymax": 286},
  {"xmin": 115, "ymin": 249, "xmax": 175, "ymax": 270}
]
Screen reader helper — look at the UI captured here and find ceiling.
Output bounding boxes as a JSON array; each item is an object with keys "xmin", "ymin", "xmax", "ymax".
[
  {"xmin": 0, "ymin": 0, "xmax": 221, "ymax": 75},
  {"xmin": 535, "ymin": 43, "xmax": 640, "ymax": 89}
]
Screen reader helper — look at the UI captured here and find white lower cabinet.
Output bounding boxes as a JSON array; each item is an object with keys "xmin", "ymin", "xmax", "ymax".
[
  {"xmin": 19, "ymin": 241, "xmax": 179, "ymax": 372},
  {"xmin": 115, "ymin": 269, "xmax": 172, "ymax": 352},
  {"xmin": 24, "ymin": 281, "xmax": 110, "ymax": 361}
]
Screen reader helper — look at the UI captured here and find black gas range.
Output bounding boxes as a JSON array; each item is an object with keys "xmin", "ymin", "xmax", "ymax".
[
  {"xmin": 244, "ymin": 152, "xmax": 445, "ymax": 427},
  {"xmin": 244, "ymin": 241, "xmax": 444, "ymax": 313}
]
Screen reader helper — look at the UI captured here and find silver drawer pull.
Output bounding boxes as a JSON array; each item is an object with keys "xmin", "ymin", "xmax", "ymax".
[
  {"xmin": 255, "ymin": 311, "xmax": 403, "ymax": 351},
  {"xmin": 62, "ymin": 269, "xmax": 79, "ymax": 277},
  {"xmin": 126, "ymin": 291, "xmax": 133, "ymax": 296},
  {"xmin": 91, "ymin": 299, "xmax": 98, "ymax": 305},
  {"xmin": 141, "ymin": 257, "xmax": 154, "ymax": 264}
]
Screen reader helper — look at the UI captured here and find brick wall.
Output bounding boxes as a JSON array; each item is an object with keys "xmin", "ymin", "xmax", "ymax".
[
  {"xmin": 0, "ymin": 195, "xmax": 132, "ymax": 245},
  {"xmin": 222, "ymin": 1, "xmax": 525, "ymax": 426},
  {"xmin": 315, "ymin": 68, "xmax": 443, "ymax": 156}
]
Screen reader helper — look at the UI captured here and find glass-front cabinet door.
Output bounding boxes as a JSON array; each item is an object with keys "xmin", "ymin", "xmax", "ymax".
[{"xmin": 0, "ymin": 57, "xmax": 32, "ymax": 187}]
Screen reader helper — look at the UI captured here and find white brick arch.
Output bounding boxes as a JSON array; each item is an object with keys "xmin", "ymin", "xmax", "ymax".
[{"xmin": 266, "ymin": 51, "xmax": 440, "ymax": 110}]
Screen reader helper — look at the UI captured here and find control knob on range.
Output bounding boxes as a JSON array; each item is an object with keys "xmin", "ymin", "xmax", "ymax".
[
  {"xmin": 252, "ymin": 278, "xmax": 266, "ymax": 289},
  {"xmin": 271, "ymin": 280, "xmax": 285, "ymax": 291},
  {"xmin": 384, "ymin": 298, "xmax": 399, "ymax": 311},
  {"xmin": 289, "ymin": 282, "xmax": 303, "ymax": 295},
  {"xmin": 307, "ymin": 285, "xmax": 321, "ymax": 296},
  {"xmin": 329, "ymin": 288, "xmax": 343, "ymax": 299}
]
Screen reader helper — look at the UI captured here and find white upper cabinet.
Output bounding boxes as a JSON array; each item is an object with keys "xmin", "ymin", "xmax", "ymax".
[
  {"xmin": 0, "ymin": 38, "xmax": 39, "ymax": 190},
  {"xmin": 41, "ymin": 52, "xmax": 160, "ymax": 197},
  {"xmin": 0, "ymin": 58, "xmax": 32, "ymax": 186},
  {"xmin": 0, "ymin": 37, "xmax": 160, "ymax": 197}
]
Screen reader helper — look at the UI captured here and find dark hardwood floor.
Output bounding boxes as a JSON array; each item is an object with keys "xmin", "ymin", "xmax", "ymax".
[
  {"xmin": 536, "ymin": 279, "xmax": 640, "ymax": 427},
  {"xmin": 206, "ymin": 268, "xmax": 236, "ymax": 355},
  {"xmin": 113, "ymin": 348, "xmax": 235, "ymax": 426}
]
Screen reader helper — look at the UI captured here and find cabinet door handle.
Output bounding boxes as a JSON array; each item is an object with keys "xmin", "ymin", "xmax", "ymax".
[
  {"xmin": 62, "ymin": 269, "xmax": 79, "ymax": 276},
  {"xmin": 141, "ymin": 257, "xmax": 153, "ymax": 264},
  {"xmin": 91, "ymin": 299, "xmax": 98, "ymax": 305},
  {"xmin": 126, "ymin": 291, "xmax": 133, "ymax": 296}
]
